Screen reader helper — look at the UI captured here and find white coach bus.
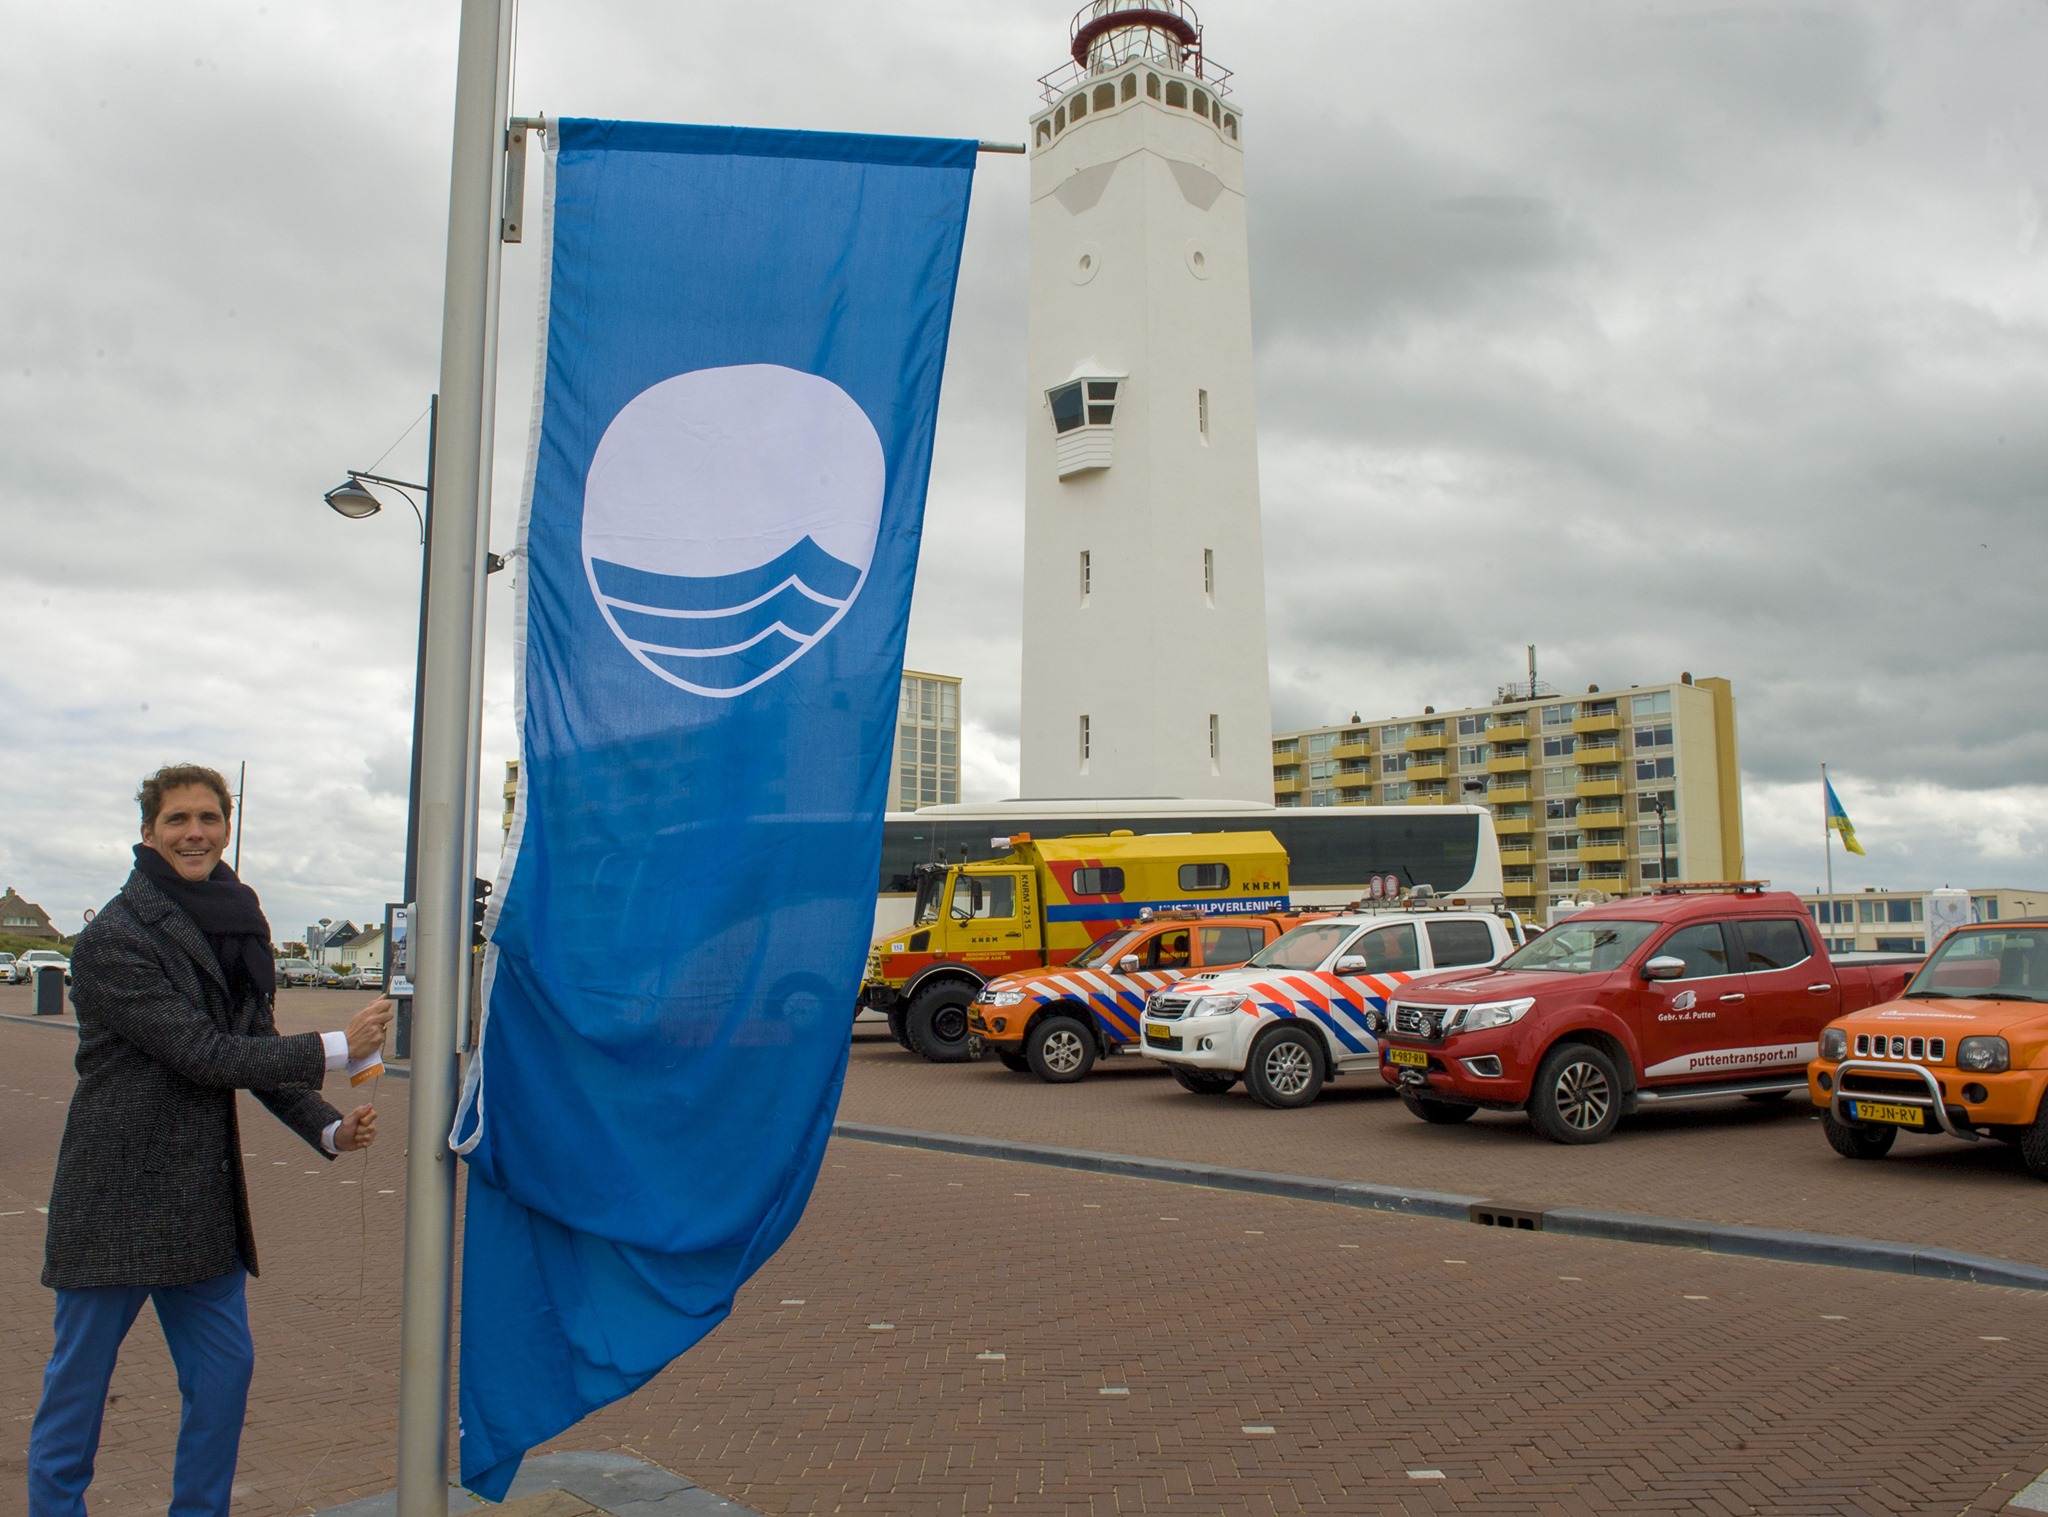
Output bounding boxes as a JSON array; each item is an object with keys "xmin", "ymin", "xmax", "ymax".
[{"xmin": 873, "ymin": 798, "xmax": 1505, "ymax": 937}]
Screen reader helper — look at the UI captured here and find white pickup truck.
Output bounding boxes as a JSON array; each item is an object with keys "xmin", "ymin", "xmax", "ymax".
[{"xmin": 1138, "ymin": 908, "xmax": 1523, "ymax": 1108}]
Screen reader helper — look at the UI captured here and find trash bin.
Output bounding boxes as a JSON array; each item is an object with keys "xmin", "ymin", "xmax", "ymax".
[{"xmin": 35, "ymin": 965, "xmax": 66, "ymax": 1017}]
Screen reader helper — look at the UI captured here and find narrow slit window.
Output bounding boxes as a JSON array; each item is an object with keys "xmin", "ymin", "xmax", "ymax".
[
  {"xmin": 1079, "ymin": 549, "xmax": 1091, "ymax": 601},
  {"xmin": 1193, "ymin": 88, "xmax": 1209, "ymax": 116},
  {"xmin": 1197, "ymin": 387, "xmax": 1209, "ymax": 437},
  {"xmin": 1079, "ymin": 715, "xmax": 1091, "ymax": 764},
  {"xmin": 1070, "ymin": 91, "xmax": 1087, "ymax": 120},
  {"xmin": 1203, "ymin": 548, "xmax": 1214, "ymax": 597},
  {"xmin": 1209, "ymin": 713, "xmax": 1220, "ymax": 762},
  {"xmin": 1055, "ymin": 106, "xmax": 1066, "ymax": 132},
  {"xmin": 1146, "ymin": 72, "xmax": 1162, "ymax": 100},
  {"xmin": 1121, "ymin": 73, "xmax": 1137, "ymax": 102}
]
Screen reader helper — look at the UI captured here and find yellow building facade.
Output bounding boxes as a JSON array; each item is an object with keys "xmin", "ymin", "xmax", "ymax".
[{"xmin": 1273, "ymin": 675, "xmax": 1743, "ymax": 914}]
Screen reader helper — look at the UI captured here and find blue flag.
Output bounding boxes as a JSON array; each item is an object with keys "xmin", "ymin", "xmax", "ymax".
[{"xmin": 453, "ymin": 119, "xmax": 975, "ymax": 1498}]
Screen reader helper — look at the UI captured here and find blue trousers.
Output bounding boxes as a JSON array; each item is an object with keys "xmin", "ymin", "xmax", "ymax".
[{"xmin": 28, "ymin": 1267, "xmax": 254, "ymax": 1517}]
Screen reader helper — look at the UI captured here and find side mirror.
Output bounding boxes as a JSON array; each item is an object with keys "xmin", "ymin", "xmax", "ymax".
[
  {"xmin": 1118, "ymin": 954, "xmax": 1142, "ymax": 973},
  {"xmin": 1643, "ymin": 955, "xmax": 1686, "ymax": 981},
  {"xmin": 1334, "ymin": 955, "xmax": 1369, "ymax": 976}
]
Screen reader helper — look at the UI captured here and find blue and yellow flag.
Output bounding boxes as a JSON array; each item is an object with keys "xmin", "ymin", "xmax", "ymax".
[{"xmin": 1825, "ymin": 776, "xmax": 1866, "ymax": 856}]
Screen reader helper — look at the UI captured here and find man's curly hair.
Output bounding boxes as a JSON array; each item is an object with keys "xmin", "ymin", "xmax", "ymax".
[{"xmin": 137, "ymin": 764, "xmax": 234, "ymax": 830}]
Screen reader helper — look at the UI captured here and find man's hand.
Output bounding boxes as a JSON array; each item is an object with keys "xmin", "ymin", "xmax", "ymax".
[
  {"xmin": 334, "ymin": 1104, "xmax": 378, "ymax": 1152},
  {"xmin": 345, "ymin": 998, "xmax": 395, "ymax": 1060}
]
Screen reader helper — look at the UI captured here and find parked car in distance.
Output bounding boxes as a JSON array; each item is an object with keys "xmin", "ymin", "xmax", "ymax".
[
  {"xmin": 338, "ymin": 966, "xmax": 381, "ymax": 991},
  {"xmin": 1810, "ymin": 919, "xmax": 2048, "ymax": 1175},
  {"xmin": 0, "ymin": 953, "xmax": 15, "ymax": 980},
  {"xmin": 11, "ymin": 949, "xmax": 72, "ymax": 984},
  {"xmin": 970, "ymin": 909, "xmax": 1329, "ymax": 1083},
  {"xmin": 274, "ymin": 957, "xmax": 320, "ymax": 987},
  {"xmin": 1139, "ymin": 903, "xmax": 1525, "ymax": 1108},
  {"xmin": 1374, "ymin": 882, "xmax": 1920, "ymax": 1144}
]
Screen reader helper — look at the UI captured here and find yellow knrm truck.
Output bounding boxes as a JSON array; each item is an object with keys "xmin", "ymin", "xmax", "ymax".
[{"xmin": 859, "ymin": 830, "xmax": 1289, "ymax": 1063}]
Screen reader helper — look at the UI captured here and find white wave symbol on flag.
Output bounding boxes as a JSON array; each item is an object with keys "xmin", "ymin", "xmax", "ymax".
[{"xmin": 589, "ymin": 536, "xmax": 865, "ymax": 697}]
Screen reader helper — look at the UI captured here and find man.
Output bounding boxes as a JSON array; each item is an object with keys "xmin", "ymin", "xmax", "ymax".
[{"xmin": 28, "ymin": 764, "xmax": 396, "ymax": 1517}]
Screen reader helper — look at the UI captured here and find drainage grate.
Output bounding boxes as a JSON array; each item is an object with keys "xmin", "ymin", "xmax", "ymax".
[{"xmin": 1469, "ymin": 1202, "xmax": 1545, "ymax": 1231}]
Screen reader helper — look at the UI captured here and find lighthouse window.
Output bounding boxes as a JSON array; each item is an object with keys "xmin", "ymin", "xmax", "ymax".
[
  {"xmin": 1193, "ymin": 88, "xmax": 1209, "ymax": 116},
  {"xmin": 1036, "ymin": 120, "xmax": 1051, "ymax": 147},
  {"xmin": 1085, "ymin": 379, "xmax": 1118, "ymax": 425},
  {"xmin": 1122, "ymin": 74, "xmax": 1137, "ymax": 102},
  {"xmin": 1054, "ymin": 106, "xmax": 1066, "ymax": 133},
  {"xmin": 1165, "ymin": 80, "xmax": 1188, "ymax": 109},
  {"xmin": 1048, "ymin": 382, "xmax": 1086, "ymax": 434},
  {"xmin": 1070, "ymin": 91, "xmax": 1087, "ymax": 120},
  {"xmin": 1146, "ymin": 72, "xmax": 1161, "ymax": 99},
  {"xmin": 1224, "ymin": 113, "xmax": 1238, "ymax": 140},
  {"xmin": 1093, "ymin": 84, "xmax": 1115, "ymax": 112}
]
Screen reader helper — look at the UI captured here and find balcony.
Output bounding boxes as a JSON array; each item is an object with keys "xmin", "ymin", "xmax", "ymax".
[
  {"xmin": 1581, "ymin": 843, "xmax": 1629, "ymax": 863},
  {"xmin": 1332, "ymin": 741, "xmax": 1370, "ymax": 761},
  {"xmin": 1271, "ymin": 749, "xmax": 1298, "ymax": 766},
  {"xmin": 1274, "ymin": 776, "xmax": 1302, "ymax": 795},
  {"xmin": 1574, "ymin": 744, "xmax": 1624, "ymax": 766},
  {"xmin": 1503, "ymin": 879, "xmax": 1537, "ymax": 898},
  {"xmin": 1334, "ymin": 772, "xmax": 1373, "ymax": 791},
  {"xmin": 1487, "ymin": 784, "xmax": 1532, "ymax": 805},
  {"xmin": 1489, "ymin": 722, "xmax": 1531, "ymax": 744},
  {"xmin": 1495, "ymin": 816, "xmax": 1533, "ymax": 836},
  {"xmin": 1406, "ymin": 789, "xmax": 1449, "ymax": 806},
  {"xmin": 1405, "ymin": 731, "xmax": 1449, "ymax": 753},
  {"xmin": 1575, "ymin": 778, "xmax": 1623, "ymax": 799},
  {"xmin": 1499, "ymin": 845, "xmax": 1534, "ymax": 865},
  {"xmin": 1585, "ymin": 871, "xmax": 1631, "ymax": 891},
  {"xmin": 1406, "ymin": 761, "xmax": 1448, "ymax": 782},
  {"xmin": 1578, "ymin": 807, "xmax": 1626, "ymax": 828},
  {"xmin": 1573, "ymin": 712, "xmax": 1621, "ymax": 735},
  {"xmin": 1487, "ymin": 753, "xmax": 1531, "ymax": 774}
]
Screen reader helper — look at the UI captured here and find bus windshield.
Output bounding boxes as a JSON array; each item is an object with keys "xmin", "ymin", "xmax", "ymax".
[
  {"xmin": 1500, "ymin": 919, "xmax": 1659, "ymax": 975},
  {"xmin": 1247, "ymin": 922, "xmax": 1355, "ymax": 972},
  {"xmin": 1068, "ymin": 930, "xmax": 1142, "ymax": 970}
]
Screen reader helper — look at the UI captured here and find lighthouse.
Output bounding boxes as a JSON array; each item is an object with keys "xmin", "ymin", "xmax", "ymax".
[{"xmin": 1017, "ymin": 0, "xmax": 1274, "ymax": 803}]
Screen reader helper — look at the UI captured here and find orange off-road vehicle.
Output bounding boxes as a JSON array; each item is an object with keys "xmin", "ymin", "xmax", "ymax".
[{"xmin": 1810, "ymin": 919, "xmax": 2048, "ymax": 1176}]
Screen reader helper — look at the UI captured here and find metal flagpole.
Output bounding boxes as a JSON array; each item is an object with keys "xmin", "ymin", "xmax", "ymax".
[
  {"xmin": 231, "ymin": 760, "xmax": 246, "ymax": 874},
  {"xmin": 1822, "ymin": 762, "xmax": 1833, "ymax": 896},
  {"xmin": 396, "ymin": 0, "xmax": 515, "ymax": 1509}
]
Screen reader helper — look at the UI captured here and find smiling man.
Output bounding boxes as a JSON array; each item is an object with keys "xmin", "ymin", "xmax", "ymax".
[{"xmin": 27, "ymin": 764, "xmax": 394, "ymax": 1517}]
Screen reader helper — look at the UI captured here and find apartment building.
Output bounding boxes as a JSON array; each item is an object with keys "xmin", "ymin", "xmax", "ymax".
[
  {"xmin": 1273, "ymin": 675, "xmax": 1743, "ymax": 914},
  {"xmin": 893, "ymin": 670, "xmax": 961, "ymax": 812},
  {"xmin": 1802, "ymin": 887, "xmax": 2046, "ymax": 956}
]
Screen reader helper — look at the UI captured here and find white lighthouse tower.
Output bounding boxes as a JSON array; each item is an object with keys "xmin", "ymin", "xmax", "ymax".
[{"xmin": 1017, "ymin": 0, "xmax": 1273, "ymax": 802}]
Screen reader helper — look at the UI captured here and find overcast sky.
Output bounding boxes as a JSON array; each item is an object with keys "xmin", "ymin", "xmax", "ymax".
[{"xmin": 3, "ymin": 0, "xmax": 2043, "ymax": 939}]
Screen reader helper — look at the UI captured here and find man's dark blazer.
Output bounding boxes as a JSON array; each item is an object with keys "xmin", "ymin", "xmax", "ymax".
[{"xmin": 43, "ymin": 868, "xmax": 343, "ymax": 1290}]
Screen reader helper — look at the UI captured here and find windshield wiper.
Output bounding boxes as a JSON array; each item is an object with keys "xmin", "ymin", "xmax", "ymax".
[{"xmin": 1904, "ymin": 989, "xmax": 1976, "ymax": 999}]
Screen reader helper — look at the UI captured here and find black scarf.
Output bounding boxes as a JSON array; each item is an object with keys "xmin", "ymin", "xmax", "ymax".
[{"xmin": 132, "ymin": 844, "xmax": 277, "ymax": 1005}]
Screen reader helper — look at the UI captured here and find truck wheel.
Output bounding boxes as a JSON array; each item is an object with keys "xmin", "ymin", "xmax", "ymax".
[
  {"xmin": 2018, "ymin": 1106, "xmax": 2048, "ymax": 1180},
  {"xmin": 1245, "ymin": 1026, "xmax": 1323, "ymax": 1109},
  {"xmin": 1528, "ymin": 1042, "xmax": 1622, "ymax": 1144},
  {"xmin": 996, "ymin": 1050, "xmax": 1031, "ymax": 1074},
  {"xmin": 1171, "ymin": 1068, "xmax": 1237, "ymax": 1096},
  {"xmin": 1822, "ymin": 1109, "xmax": 1898, "ymax": 1161},
  {"xmin": 1027, "ymin": 1014, "xmax": 1096, "ymax": 1083},
  {"xmin": 1400, "ymin": 1093, "xmax": 1477, "ymax": 1125},
  {"xmin": 904, "ymin": 983, "xmax": 976, "ymax": 1064},
  {"xmin": 885, "ymin": 1007, "xmax": 911, "ymax": 1049}
]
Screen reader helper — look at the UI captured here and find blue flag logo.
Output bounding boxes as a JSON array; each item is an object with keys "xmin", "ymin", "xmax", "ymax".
[
  {"xmin": 583, "ymin": 363, "xmax": 885, "ymax": 696},
  {"xmin": 453, "ymin": 119, "xmax": 976, "ymax": 1500}
]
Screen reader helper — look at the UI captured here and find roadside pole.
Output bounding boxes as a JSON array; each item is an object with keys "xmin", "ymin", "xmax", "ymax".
[{"xmin": 396, "ymin": 0, "xmax": 515, "ymax": 1511}]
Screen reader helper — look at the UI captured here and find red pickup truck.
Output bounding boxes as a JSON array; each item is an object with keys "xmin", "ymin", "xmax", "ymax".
[{"xmin": 1372, "ymin": 884, "xmax": 1919, "ymax": 1144}]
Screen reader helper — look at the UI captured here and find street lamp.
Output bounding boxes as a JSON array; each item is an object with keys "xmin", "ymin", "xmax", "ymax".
[
  {"xmin": 328, "ymin": 402, "xmax": 439, "ymax": 1056},
  {"xmin": 1649, "ymin": 793, "xmax": 1673, "ymax": 888}
]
